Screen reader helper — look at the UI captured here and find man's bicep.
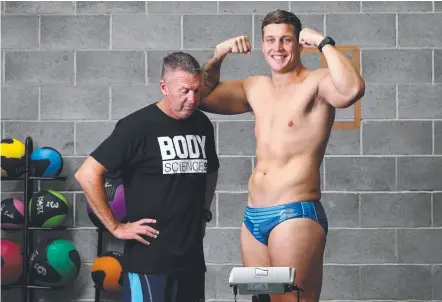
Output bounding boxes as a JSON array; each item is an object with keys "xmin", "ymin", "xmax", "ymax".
[
  {"xmin": 200, "ymin": 80, "xmax": 251, "ymax": 115},
  {"xmin": 77, "ymin": 156, "xmax": 108, "ymax": 179},
  {"xmin": 318, "ymin": 71, "xmax": 359, "ymax": 109}
]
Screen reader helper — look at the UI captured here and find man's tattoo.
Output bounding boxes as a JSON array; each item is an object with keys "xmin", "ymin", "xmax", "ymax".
[{"xmin": 202, "ymin": 56, "xmax": 222, "ymax": 90}]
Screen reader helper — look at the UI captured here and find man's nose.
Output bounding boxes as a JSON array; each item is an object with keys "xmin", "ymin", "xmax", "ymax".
[
  {"xmin": 276, "ymin": 41, "xmax": 284, "ymax": 50},
  {"xmin": 187, "ymin": 91, "xmax": 197, "ymax": 102}
]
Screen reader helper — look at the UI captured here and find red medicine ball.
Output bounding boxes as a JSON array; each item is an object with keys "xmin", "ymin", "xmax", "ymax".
[{"xmin": 1, "ymin": 239, "xmax": 23, "ymax": 285}]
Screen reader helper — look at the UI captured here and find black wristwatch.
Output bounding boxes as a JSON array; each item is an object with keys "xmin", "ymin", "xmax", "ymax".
[
  {"xmin": 203, "ymin": 209, "xmax": 212, "ymax": 223},
  {"xmin": 318, "ymin": 36, "xmax": 335, "ymax": 52}
]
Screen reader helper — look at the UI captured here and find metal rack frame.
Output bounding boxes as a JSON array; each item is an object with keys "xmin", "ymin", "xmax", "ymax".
[{"xmin": 1, "ymin": 136, "xmax": 67, "ymax": 302}]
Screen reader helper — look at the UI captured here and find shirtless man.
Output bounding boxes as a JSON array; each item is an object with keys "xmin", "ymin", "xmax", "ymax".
[{"xmin": 199, "ymin": 10, "xmax": 365, "ymax": 302}]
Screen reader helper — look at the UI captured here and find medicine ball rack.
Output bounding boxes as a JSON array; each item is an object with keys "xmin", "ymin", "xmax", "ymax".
[
  {"xmin": 94, "ymin": 228, "xmax": 105, "ymax": 302},
  {"xmin": 94, "ymin": 213, "xmax": 127, "ymax": 301},
  {"xmin": 1, "ymin": 136, "xmax": 67, "ymax": 302}
]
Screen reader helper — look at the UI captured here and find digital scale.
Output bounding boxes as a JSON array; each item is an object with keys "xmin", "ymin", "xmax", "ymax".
[{"xmin": 228, "ymin": 267, "xmax": 303, "ymax": 302}]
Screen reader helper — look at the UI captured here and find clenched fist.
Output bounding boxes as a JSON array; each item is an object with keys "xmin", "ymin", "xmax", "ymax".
[
  {"xmin": 299, "ymin": 28, "xmax": 325, "ymax": 49},
  {"xmin": 215, "ymin": 35, "xmax": 252, "ymax": 58}
]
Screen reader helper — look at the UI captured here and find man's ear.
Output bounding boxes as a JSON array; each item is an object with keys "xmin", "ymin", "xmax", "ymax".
[{"xmin": 159, "ymin": 79, "xmax": 167, "ymax": 96}]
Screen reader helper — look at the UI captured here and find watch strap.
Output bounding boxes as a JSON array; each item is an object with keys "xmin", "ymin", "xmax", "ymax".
[{"xmin": 318, "ymin": 36, "xmax": 335, "ymax": 52}]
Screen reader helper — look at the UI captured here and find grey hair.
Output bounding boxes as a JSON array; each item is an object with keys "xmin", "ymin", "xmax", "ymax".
[{"xmin": 161, "ymin": 52, "xmax": 201, "ymax": 79}]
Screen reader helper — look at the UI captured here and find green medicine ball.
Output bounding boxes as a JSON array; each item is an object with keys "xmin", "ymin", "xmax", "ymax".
[
  {"xmin": 29, "ymin": 238, "xmax": 81, "ymax": 287},
  {"xmin": 29, "ymin": 190, "xmax": 69, "ymax": 228}
]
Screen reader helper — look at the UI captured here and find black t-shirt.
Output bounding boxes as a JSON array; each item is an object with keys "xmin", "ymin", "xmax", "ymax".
[{"xmin": 90, "ymin": 103, "xmax": 219, "ymax": 275}]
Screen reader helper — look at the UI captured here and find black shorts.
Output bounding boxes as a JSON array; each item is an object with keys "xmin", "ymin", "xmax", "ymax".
[{"xmin": 122, "ymin": 271, "xmax": 205, "ymax": 302}]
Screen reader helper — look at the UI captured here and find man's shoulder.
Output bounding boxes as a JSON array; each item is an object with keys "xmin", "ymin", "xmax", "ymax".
[
  {"xmin": 191, "ymin": 109, "xmax": 213, "ymax": 127},
  {"xmin": 119, "ymin": 103, "xmax": 157, "ymax": 123},
  {"xmin": 309, "ymin": 68, "xmax": 330, "ymax": 81},
  {"xmin": 114, "ymin": 103, "xmax": 157, "ymax": 133},
  {"xmin": 244, "ymin": 75, "xmax": 269, "ymax": 85},
  {"xmin": 242, "ymin": 75, "xmax": 271, "ymax": 91}
]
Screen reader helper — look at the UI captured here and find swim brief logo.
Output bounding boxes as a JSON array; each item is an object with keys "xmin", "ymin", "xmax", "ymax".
[
  {"xmin": 157, "ymin": 135, "xmax": 207, "ymax": 174},
  {"xmin": 279, "ymin": 209, "xmax": 297, "ymax": 222}
]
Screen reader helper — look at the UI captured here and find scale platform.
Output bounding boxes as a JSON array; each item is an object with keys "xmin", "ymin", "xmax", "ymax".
[{"xmin": 228, "ymin": 266, "xmax": 302, "ymax": 299}]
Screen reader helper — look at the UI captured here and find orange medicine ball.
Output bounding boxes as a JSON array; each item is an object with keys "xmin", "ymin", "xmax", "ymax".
[{"xmin": 91, "ymin": 251, "xmax": 123, "ymax": 292}]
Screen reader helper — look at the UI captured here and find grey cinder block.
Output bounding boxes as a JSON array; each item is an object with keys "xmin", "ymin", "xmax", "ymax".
[
  {"xmin": 290, "ymin": 1, "xmax": 360, "ymax": 13},
  {"xmin": 75, "ymin": 121, "xmax": 117, "ymax": 156},
  {"xmin": 362, "ymin": 1, "xmax": 433, "ymax": 12},
  {"xmin": 321, "ymin": 193, "xmax": 359, "ymax": 227},
  {"xmin": 398, "ymin": 14, "xmax": 442, "ymax": 47},
  {"xmin": 360, "ymin": 265, "xmax": 431, "ymax": 299},
  {"xmin": 361, "ymin": 193, "xmax": 431, "ymax": 227},
  {"xmin": 324, "ymin": 229, "xmax": 396, "ymax": 264},
  {"xmin": 1, "ymin": 87, "xmax": 39, "ymax": 120},
  {"xmin": 147, "ymin": 1, "xmax": 216, "ymax": 14},
  {"xmin": 397, "ymin": 156, "xmax": 442, "ymax": 190},
  {"xmin": 321, "ymin": 265, "xmax": 360, "ymax": 300},
  {"xmin": 325, "ymin": 157, "xmax": 395, "ymax": 191},
  {"xmin": 397, "ymin": 229, "xmax": 442, "ymax": 263},
  {"xmin": 112, "ymin": 15, "xmax": 181, "ymax": 49},
  {"xmin": 183, "ymin": 15, "xmax": 253, "ymax": 49},
  {"xmin": 76, "ymin": 1, "xmax": 146, "ymax": 14},
  {"xmin": 41, "ymin": 87, "xmax": 110, "ymax": 120},
  {"xmin": 41, "ymin": 16, "xmax": 110, "ymax": 50},
  {"xmin": 5, "ymin": 1, "xmax": 75, "ymax": 14},
  {"xmin": 398, "ymin": 84, "xmax": 442, "ymax": 118},
  {"xmin": 76, "ymin": 51, "xmax": 145, "ymax": 85},
  {"xmin": 4, "ymin": 51, "xmax": 74, "ymax": 85},
  {"xmin": 362, "ymin": 50, "xmax": 432, "ymax": 83},
  {"xmin": 217, "ymin": 157, "xmax": 253, "ymax": 191},
  {"xmin": 4, "ymin": 121, "xmax": 74, "ymax": 155},
  {"xmin": 362, "ymin": 121, "xmax": 433, "ymax": 155},
  {"xmin": 1, "ymin": 16, "xmax": 39, "ymax": 49},
  {"xmin": 327, "ymin": 14, "xmax": 396, "ymax": 47},
  {"xmin": 218, "ymin": 121, "xmax": 256, "ymax": 156}
]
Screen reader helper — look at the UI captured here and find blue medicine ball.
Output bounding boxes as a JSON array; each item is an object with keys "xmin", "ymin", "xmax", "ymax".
[{"xmin": 30, "ymin": 147, "xmax": 63, "ymax": 177}]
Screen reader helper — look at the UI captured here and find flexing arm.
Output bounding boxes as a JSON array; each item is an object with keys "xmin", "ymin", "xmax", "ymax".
[
  {"xmin": 318, "ymin": 45, "xmax": 365, "ymax": 108},
  {"xmin": 200, "ymin": 53, "xmax": 224, "ymax": 97},
  {"xmin": 199, "ymin": 79, "xmax": 251, "ymax": 114},
  {"xmin": 299, "ymin": 29, "xmax": 365, "ymax": 108},
  {"xmin": 198, "ymin": 36, "xmax": 253, "ymax": 115}
]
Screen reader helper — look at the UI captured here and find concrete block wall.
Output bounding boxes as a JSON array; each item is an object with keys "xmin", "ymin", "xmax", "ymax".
[{"xmin": 1, "ymin": 1, "xmax": 441, "ymax": 301}]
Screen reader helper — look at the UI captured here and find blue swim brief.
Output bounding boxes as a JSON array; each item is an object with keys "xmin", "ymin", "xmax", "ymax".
[{"xmin": 243, "ymin": 200, "xmax": 328, "ymax": 245}]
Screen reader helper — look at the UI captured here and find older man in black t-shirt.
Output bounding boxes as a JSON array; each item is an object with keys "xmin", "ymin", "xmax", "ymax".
[{"xmin": 75, "ymin": 52, "xmax": 219, "ymax": 302}]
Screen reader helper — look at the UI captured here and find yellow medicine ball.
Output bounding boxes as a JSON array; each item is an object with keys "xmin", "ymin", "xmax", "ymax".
[{"xmin": 1, "ymin": 138, "xmax": 26, "ymax": 177}]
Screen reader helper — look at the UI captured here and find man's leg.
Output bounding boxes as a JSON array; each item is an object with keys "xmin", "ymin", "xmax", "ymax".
[
  {"xmin": 175, "ymin": 270, "xmax": 205, "ymax": 302},
  {"xmin": 240, "ymin": 223, "xmax": 271, "ymax": 266},
  {"xmin": 121, "ymin": 272, "xmax": 176, "ymax": 302},
  {"xmin": 240, "ymin": 223, "xmax": 272, "ymax": 302},
  {"xmin": 268, "ymin": 218, "xmax": 327, "ymax": 302}
]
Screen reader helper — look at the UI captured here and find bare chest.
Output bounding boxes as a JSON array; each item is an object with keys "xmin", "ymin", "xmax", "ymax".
[
  {"xmin": 248, "ymin": 81, "xmax": 330, "ymax": 153},
  {"xmin": 254, "ymin": 103, "xmax": 312, "ymax": 152},
  {"xmin": 254, "ymin": 85, "xmax": 314, "ymax": 129}
]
